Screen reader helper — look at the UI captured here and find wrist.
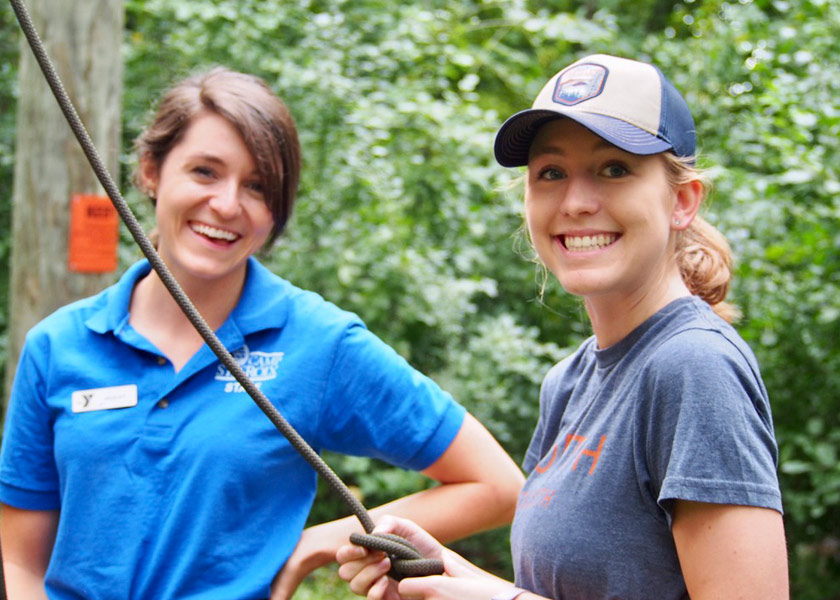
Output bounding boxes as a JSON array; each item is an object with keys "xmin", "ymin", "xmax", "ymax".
[
  {"xmin": 491, "ymin": 587, "xmax": 529, "ymax": 600},
  {"xmin": 296, "ymin": 523, "xmax": 343, "ymax": 568}
]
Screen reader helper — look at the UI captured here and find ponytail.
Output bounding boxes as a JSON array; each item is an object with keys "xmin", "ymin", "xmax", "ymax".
[
  {"xmin": 676, "ymin": 215, "xmax": 739, "ymax": 323},
  {"xmin": 663, "ymin": 154, "xmax": 740, "ymax": 323}
]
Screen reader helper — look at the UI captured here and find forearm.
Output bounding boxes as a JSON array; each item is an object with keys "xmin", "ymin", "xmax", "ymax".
[
  {"xmin": 0, "ymin": 505, "xmax": 57, "ymax": 600},
  {"xmin": 441, "ymin": 548, "xmax": 559, "ymax": 600},
  {"xmin": 304, "ymin": 413, "xmax": 523, "ymax": 570},
  {"xmin": 301, "ymin": 478, "xmax": 519, "ymax": 571},
  {"xmin": 368, "ymin": 478, "xmax": 517, "ymax": 543},
  {"xmin": 3, "ymin": 562, "xmax": 50, "ymax": 600}
]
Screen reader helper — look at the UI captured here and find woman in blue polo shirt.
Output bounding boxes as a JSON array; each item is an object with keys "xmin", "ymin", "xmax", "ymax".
[
  {"xmin": 0, "ymin": 67, "xmax": 525, "ymax": 600},
  {"xmin": 336, "ymin": 54, "xmax": 788, "ymax": 600}
]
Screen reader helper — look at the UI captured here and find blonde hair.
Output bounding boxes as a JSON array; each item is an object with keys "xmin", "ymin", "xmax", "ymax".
[{"xmin": 662, "ymin": 153, "xmax": 740, "ymax": 323}]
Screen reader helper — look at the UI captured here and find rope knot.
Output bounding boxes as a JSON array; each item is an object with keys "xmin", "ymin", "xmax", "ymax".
[{"xmin": 349, "ymin": 532, "xmax": 444, "ymax": 581}]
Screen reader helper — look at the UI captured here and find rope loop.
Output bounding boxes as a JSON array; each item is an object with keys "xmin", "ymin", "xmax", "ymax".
[{"xmin": 349, "ymin": 532, "xmax": 445, "ymax": 581}]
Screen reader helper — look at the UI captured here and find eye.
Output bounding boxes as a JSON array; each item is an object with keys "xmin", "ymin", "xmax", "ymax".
[
  {"xmin": 537, "ymin": 166, "xmax": 566, "ymax": 181},
  {"xmin": 600, "ymin": 163, "xmax": 629, "ymax": 178},
  {"xmin": 192, "ymin": 165, "xmax": 215, "ymax": 179},
  {"xmin": 245, "ymin": 180, "xmax": 265, "ymax": 195}
]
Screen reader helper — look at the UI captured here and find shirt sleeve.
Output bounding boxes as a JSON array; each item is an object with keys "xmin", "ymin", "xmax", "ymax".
[
  {"xmin": 317, "ymin": 323, "xmax": 465, "ymax": 471},
  {"xmin": 0, "ymin": 334, "xmax": 62, "ymax": 510},
  {"xmin": 641, "ymin": 328, "xmax": 782, "ymax": 520}
]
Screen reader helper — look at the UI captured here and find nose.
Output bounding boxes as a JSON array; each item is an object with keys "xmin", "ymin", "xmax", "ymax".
[
  {"xmin": 558, "ymin": 175, "xmax": 600, "ymax": 216},
  {"xmin": 208, "ymin": 180, "xmax": 243, "ymax": 219}
]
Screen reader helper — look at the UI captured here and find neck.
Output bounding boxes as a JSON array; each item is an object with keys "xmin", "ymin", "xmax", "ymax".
[
  {"xmin": 128, "ymin": 261, "xmax": 248, "ymax": 371},
  {"xmin": 140, "ymin": 268, "xmax": 244, "ymax": 329},
  {"xmin": 584, "ymin": 271, "xmax": 691, "ymax": 349}
]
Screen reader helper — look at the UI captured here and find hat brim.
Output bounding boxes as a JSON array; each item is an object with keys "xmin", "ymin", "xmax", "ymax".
[{"xmin": 493, "ymin": 109, "xmax": 673, "ymax": 167}]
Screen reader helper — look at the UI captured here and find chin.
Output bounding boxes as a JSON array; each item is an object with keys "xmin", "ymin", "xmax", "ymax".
[
  {"xmin": 554, "ymin": 273, "xmax": 616, "ymax": 299},
  {"xmin": 550, "ymin": 265, "xmax": 592, "ymax": 289}
]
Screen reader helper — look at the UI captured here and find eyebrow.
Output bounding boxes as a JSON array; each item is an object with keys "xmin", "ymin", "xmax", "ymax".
[{"xmin": 188, "ymin": 153, "xmax": 225, "ymax": 165}]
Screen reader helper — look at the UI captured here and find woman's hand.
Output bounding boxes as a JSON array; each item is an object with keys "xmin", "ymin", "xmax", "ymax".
[
  {"xmin": 336, "ymin": 516, "xmax": 445, "ymax": 600},
  {"xmin": 336, "ymin": 544, "xmax": 399, "ymax": 600},
  {"xmin": 397, "ymin": 573, "xmax": 525, "ymax": 600},
  {"xmin": 336, "ymin": 515, "xmax": 523, "ymax": 600},
  {"xmin": 395, "ymin": 547, "xmax": 536, "ymax": 600}
]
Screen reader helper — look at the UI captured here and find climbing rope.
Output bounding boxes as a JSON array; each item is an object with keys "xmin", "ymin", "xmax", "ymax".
[{"xmin": 6, "ymin": 0, "xmax": 443, "ymax": 586}]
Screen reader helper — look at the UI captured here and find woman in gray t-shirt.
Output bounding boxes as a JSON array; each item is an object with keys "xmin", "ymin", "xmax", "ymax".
[{"xmin": 337, "ymin": 53, "xmax": 788, "ymax": 600}]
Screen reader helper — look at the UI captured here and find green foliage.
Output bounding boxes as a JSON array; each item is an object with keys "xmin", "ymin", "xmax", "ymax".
[
  {"xmin": 295, "ymin": 564, "xmax": 359, "ymax": 600},
  {"xmin": 3, "ymin": 0, "xmax": 840, "ymax": 596}
]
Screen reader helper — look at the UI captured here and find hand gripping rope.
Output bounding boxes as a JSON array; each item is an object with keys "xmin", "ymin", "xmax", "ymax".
[{"xmin": 6, "ymin": 0, "xmax": 444, "ymax": 588}]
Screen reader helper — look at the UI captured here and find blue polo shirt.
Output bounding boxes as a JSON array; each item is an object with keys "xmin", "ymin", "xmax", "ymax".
[{"xmin": 0, "ymin": 258, "xmax": 465, "ymax": 599}]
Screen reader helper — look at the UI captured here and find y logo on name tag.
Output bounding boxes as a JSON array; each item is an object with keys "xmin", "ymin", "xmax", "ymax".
[{"xmin": 72, "ymin": 385, "xmax": 138, "ymax": 413}]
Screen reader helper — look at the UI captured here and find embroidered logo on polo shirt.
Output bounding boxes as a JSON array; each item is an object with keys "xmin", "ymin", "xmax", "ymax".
[
  {"xmin": 553, "ymin": 63, "xmax": 608, "ymax": 106},
  {"xmin": 214, "ymin": 344, "xmax": 285, "ymax": 393}
]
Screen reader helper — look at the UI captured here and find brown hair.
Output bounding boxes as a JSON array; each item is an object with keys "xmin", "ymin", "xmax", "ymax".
[
  {"xmin": 662, "ymin": 153, "xmax": 740, "ymax": 323},
  {"xmin": 134, "ymin": 67, "xmax": 301, "ymax": 244}
]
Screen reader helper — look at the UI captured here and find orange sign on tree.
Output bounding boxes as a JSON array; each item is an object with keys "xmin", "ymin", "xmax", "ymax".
[{"xmin": 68, "ymin": 194, "xmax": 119, "ymax": 273}]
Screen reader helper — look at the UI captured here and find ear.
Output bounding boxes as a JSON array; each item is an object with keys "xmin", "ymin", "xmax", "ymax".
[
  {"xmin": 138, "ymin": 153, "xmax": 159, "ymax": 199},
  {"xmin": 670, "ymin": 179, "xmax": 704, "ymax": 231}
]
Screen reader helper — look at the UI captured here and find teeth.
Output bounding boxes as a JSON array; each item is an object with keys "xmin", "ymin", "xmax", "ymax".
[
  {"xmin": 564, "ymin": 234, "xmax": 617, "ymax": 251},
  {"xmin": 191, "ymin": 223, "xmax": 238, "ymax": 242}
]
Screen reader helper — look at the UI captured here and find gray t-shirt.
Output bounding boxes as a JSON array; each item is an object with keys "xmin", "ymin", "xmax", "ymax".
[{"xmin": 511, "ymin": 297, "xmax": 782, "ymax": 599}]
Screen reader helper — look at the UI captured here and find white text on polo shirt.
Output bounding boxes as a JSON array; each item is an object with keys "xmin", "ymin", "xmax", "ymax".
[{"xmin": 214, "ymin": 345, "xmax": 285, "ymax": 393}]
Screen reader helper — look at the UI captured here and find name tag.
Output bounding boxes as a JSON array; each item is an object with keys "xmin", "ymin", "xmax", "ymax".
[{"xmin": 72, "ymin": 384, "xmax": 138, "ymax": 413}]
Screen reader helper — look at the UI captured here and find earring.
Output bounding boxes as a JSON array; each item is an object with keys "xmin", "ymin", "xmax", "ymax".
[{"xmin": 673, "ymin": 218, "xmax": 681, "ymax": 226}]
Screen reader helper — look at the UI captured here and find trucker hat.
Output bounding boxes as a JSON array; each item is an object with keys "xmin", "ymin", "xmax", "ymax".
[{"xmin": 494, "ymin": 54, "xmax": 696, "ymax": 167}]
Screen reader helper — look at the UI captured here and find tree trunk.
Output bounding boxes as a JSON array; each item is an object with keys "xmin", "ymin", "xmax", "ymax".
[{"xmin": 3, "ymin": 0, "xmax": 125, "ymax": 411}]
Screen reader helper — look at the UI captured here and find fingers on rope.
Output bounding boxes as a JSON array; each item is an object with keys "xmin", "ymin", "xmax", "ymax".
[{"xmin": 349, "ymin": 532, "xmax": 445, "ymax": 580}]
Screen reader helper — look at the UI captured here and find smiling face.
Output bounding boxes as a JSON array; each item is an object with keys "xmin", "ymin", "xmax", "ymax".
[
  {"xmin": 525, "ymin": 118, "xmax": 686, "ymax": 306},
  {"xmin": 140, "ymin": 111, "xmax": 275, "ymax": 289}
]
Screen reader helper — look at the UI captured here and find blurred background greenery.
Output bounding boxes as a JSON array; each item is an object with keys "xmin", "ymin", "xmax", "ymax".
[{"xmin": 2, "ymin": 0, "xmax": 839, "ymax": 597}]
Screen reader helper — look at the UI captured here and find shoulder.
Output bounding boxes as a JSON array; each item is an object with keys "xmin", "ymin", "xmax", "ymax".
[
  {"xmin": 34, "ymin": 260, "xmax": 151, "ymax": 342},
  {"xmin": 25, "ymin": 285, "xmax": 113, "ymax": 345},
  {"xmin": 644, "ymin": 299, "xmax": 763, "ymax": 385},
  {"xmin": 14, "ymin": 287, "xmax": 117, "ymax": 387},
  {"xmin": 20, "ymin": 261, "xmax": 156, "ymax": 363},
  {"xmin": 539, "ymin": 337, "xmax": 597, "ymax": 406},
  {"xmin": 637, "ymin": 299, "xmax": 773, "ymax": 432},
  {"xmin": 239, "ymin": 258, "xmax": 365, "ymax": 335},
  {"xmin": 543, "ymin": 336, "xmax": 594, "ymax": 381},
  {"xmin": 287, "ymin": 285, "xmax": 363, "ymax": 330}
]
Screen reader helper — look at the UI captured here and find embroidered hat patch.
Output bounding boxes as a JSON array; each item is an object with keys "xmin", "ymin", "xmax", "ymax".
[{"xmin": 553, "ymin": 63, "xmax": 607, "ymax": 106}]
